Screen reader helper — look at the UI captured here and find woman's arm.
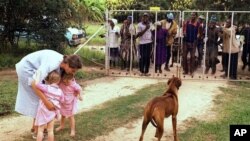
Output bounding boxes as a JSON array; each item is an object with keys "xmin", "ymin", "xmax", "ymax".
[{"xmin": 31, "ymin": 81, "xmax": 55, "ymax": 111}]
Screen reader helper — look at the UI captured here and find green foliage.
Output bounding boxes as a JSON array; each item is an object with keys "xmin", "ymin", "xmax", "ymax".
[
  {"xmin": 77, "ymin": 0, "xmax": 106, "ymax": 22},
  {"xmin": 0, "ymin": 54, "xmax": 22, "ymax": 69},
  {"xmin": 106, "ymin": 0, "xmax": 172, "ymax": 10},
  {"xmin": 171, "ymin": 0, "xmax": 193, "ymax": 10},
  {"xmin": 193, "ymin": 0, "xmax": 250, "ymax": 11},
  {"xmin": 75, "ymin": 69, "xmax": 106, "ymax": 80},
  {"xmin": 106, "ymin": 0, "xmax": 134, "ymax": 10},
  {"xmin": 77, "ymin": 47, "xmax": 105, "ymax": 66},
  {"xmin": 0, "ymin": 0, "xmax": 77, "ymax": 53},
  {"xmin": 0, "ymin": 78, "xmax": 17, "ymax": 116}
]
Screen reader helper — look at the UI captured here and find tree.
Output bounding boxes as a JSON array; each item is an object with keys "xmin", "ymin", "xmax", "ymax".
[
  {"xmin": 77, "ymin": 0, "xmax": 105, "ymax": 22},
  {"xmin": 0, "ymin": 0, "xmax": 77, "ymax": 53}
]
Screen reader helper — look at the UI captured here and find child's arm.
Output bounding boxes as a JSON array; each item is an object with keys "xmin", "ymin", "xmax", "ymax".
[
  {"xmin": 77, "ymin": 92, "xmax": 83, "ymax": 101},
  {"xmin": 71, "ymin": 80, "xmax": 83, "ymax": 101},
  {"xmin": 31, "ymin": 81, "xmax": 55, "ymax": 110}
]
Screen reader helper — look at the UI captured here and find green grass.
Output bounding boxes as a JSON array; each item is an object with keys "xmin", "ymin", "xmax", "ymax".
[
  {"xmin": 0, "ymin": 77, "xmax": 18, "ymax": 116},
  {"xmin": 20, "ymin": 82, "xmax": 166, "ymax": 141},
  {"xmin": 75, "ymin": 69, "xmax": 106, "ymax": 80},
  {"xmin": 85, "ymin": 23, "xmax": 106, "ymax": 45},
  {"xmin": 65, "ymin": 47, "xmax": 105, "ymax": 66},
  {"xmin": 178, "ymin": 81, "xmax": 250, "ymax": 141}
]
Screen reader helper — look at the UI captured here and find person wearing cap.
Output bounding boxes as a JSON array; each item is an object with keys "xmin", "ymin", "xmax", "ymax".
[
  {"xmin": 107, "ymin": 18, "xmax": 120, "ymax": 68},
  {"xmin": 136, "ymin": 12, "xmax": 153, "ymax": 76},
  {"xmin": 182, "ymin": 12, "xmax": 202, "ymax": 75},
  {"xmin": 205, "ymin": 15, "xmax": 220, "ymax": 75},
  {"xmin": 120, "ymin": 16, "xmax": 136, "ymax": 70},
  {"xmin": 197, "ymin": 15, "xmax": 206, "ymax": 67},
  {"xmin": 160, "ymin": 12, "xmax": 178, "ymax": 71}
]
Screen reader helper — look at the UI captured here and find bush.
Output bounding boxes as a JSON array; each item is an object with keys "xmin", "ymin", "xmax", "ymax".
[
  {"xmin": 0, "ymin": 79, "xmax": 17, "ymax": 116},
  {"xmin": 75, "ymin": 69, "xmax": 106, "ymax": 80},
  {"xmin": 0, "ymin": 54, "xmax": 22, "ymax": 69}
]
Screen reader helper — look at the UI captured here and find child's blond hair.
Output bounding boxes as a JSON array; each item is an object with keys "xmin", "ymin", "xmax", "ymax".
[{"xmin": 47, "ymin": 70, "xmax": 61, "ymax": 84}]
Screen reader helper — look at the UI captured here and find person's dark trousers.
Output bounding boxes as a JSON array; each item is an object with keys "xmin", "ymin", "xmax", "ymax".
[
  {"xmin": 182, "ymin": 42, "xmax": 196, "ymax": 74},
  {"xmin": 165, "ymin": 45, "xmax": 171, "ymax": 67},
  {"xmin": 197, "ymin": 39, "xmax": 204, "ymax": 65},
  {"xmin": 139, "ymin": 43, "xmax": 152, "ymax": 74},
  {"xmin": 241, "ymin": 43, "xmax": 250, "ymax": 69},
  {"xmin": 109, "ymin": 47, "xmax": 119, "ymax": 67},
  {"xmin": 205, "ymin": 46, "xmax": 218, "ymax": 73},
  {"xmin": 221, "ymin": 52, "xmax": 226, "ymax": 71},
  {"xmin": 224, "ymin": 52, "xmax": 238, "ymax": 79}
]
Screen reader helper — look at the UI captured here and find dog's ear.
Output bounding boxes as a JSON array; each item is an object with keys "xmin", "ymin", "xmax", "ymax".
[
  {"xmin": 167, "ymin": 78, "xmax": 173, "ymax": 85},
  {"xmin": 175, "ymin": 78, "xmax": 182, "ymax": 89}
]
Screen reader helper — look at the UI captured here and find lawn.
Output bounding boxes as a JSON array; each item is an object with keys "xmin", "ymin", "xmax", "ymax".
[
  {"xmin": 84, "ymin": 22, "xmax": 106, "ymax": 46},
  {"xmin": 178, "ymin": 81, "xmax": 250, "ymax": 141}
]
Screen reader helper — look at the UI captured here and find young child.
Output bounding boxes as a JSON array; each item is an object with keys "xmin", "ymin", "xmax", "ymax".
[
  {"xmin": 31, "ymin": 70, "xmax": 64, "ymax": 141},
  {"xmin": 56, "ymin": 73, "xmax": 82, "ymax": 137}
]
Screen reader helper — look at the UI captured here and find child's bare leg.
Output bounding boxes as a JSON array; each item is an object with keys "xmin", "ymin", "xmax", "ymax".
[
  {"xmin": 36, "ymin": 124, "xmax": 45, "ymax": 141},
  {"xmin": 56, "ymin": 116, "xmax": 65, "ymax": 131},
  {"xmin": 69, "ymin": 116, "xmax": 75, "ymax": 137},
  {"xmin": 47, "ymin": 119, "xmax": 55, "ymax": 141},
  {"xmin": 32, "ymin": 118, "xmax": 38, "ymax": 134}
]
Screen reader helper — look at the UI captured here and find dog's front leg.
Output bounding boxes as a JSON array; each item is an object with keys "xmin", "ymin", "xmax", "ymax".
[
  {"xmin": 172, "ymin": 116, "xmax": 178, "ymax": 141},
  {"xmin": 154, "ymin": 128, "xmax": 159, "ymax": 137}
]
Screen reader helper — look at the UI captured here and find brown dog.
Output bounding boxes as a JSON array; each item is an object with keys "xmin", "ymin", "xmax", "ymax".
[{"xmin": 139, "ymin": 77, "xmax": 182, "ymax": 141}]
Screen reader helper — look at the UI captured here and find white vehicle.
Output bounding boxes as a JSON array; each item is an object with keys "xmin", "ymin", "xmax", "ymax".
[{"xmin": 65, "ymin": 27, "xmax": 86, "ymax": 46}]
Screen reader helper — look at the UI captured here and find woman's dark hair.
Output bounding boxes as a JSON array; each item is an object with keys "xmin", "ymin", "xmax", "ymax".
[{"xmin": 63, "ymin": 55, "xmax": 82, "ymax": 69}]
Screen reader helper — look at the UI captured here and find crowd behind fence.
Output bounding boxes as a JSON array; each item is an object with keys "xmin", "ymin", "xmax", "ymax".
[{"xmin": 103, "ymin": 10, "xmax": 250, "ymax": 80}]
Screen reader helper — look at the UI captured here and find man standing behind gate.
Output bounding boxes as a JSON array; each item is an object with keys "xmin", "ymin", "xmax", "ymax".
[
  {"xmin": 161, "ymin": 12, "xmax": 178, "ymax": 71},
  {"xmin": 136, "ymin": 13, "xmax": 153, "ymax": 76},
  {"xmin": 182, "ymin": 12, "xmax": 201, "ymax": 75},
  {"xmin": 205, "ymin": 15, "xmax": 220, "ymax": 75}
]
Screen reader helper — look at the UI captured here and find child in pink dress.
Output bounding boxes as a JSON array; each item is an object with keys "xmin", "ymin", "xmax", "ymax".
[
  {"xmin": 31, "ymin": 71, "xmax": 64, "ymax": 141},
  {"xmin": 56, "ymin": 73, "xmax": 82, "ymax": 137}
]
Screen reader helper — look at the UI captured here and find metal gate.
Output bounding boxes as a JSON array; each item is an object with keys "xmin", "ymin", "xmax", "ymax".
[{"xmin": 104, "ymin": 10, "xmax": 250, "ymax": 81}]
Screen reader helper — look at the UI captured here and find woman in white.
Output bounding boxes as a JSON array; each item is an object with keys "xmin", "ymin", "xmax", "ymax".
[
  {"xmin": 107, "ymin": 18, "xmax": 120, "ymax": 68},
  {"xmin": 15, "ymin": 49, "xmax": 82, "ymax": 136}
]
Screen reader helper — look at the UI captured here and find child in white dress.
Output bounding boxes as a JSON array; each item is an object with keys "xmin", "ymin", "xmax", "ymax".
[
  {"xmin": 31, "ymin": 71, "xmax": 64, "ymax": 141},
  {"xmin": 56, "ymin": 73, "xmax": 82, "ymax": 137}
]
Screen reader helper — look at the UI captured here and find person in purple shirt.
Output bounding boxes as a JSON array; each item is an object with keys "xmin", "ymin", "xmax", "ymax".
[{"xmin": 154, "ymin": 21, "xmax": 168, "ymax": 73}]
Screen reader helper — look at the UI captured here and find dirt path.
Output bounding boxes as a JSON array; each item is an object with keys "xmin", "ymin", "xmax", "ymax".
[
  {"xmin": 0, "ymin": 75, "xmax": 227, "ymax": 141},
  {"xmin": 0, "ymin": 77, "xmax": 160, "ymax": 141},
  {"xmin": 89, "ymin": 80, "xmax": 227, "ymax": 141}
]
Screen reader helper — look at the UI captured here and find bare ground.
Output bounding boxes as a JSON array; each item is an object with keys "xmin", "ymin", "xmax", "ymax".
[
  {"xmin": 0, "ymin": 72, "xmax": 227, "ymax": 141},
  {"xmin": 89, "ymin": 80, "xmax": 227, "ymax": 141},
  {"xmin": 0, "ymin": 76, "xmax": 159, "ymax": 141}
]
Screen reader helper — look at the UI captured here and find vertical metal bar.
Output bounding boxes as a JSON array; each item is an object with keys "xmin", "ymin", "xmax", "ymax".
[
  {"xmin": 153, "ymin": 11, "xmax": 157, "ymax": 76},
  {"xmin": 227, "ymin": 12, "xmax": 234, "ymax": 80},
  {"xmin": 129, "ymin": 11, "xmax": 134, "ymax": 73},
  {"xmin": 105, "ymin": 10, "xmax": 110, "ymax": 75},
  {"xmin": 180, "ymin": 11, "xmax": 185, "ymax": 78},
  {"xmin": 202, "ymin": 12, "xmax": 209, "ymax": 79},
  {"xmin": 177, "ymin": 11, "xmax": 182, "ymax": 78}
]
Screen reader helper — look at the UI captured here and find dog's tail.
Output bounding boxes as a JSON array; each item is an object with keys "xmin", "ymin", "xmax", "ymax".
[{"xmin": 150, "ymin": 118, "xmax": 157, "ymax": 128}]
